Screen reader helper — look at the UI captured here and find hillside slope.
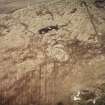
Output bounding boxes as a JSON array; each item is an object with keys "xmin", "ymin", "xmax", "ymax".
[{"xmin": 0, "ymin": 0, "xmax": 105, "ymax": 105}]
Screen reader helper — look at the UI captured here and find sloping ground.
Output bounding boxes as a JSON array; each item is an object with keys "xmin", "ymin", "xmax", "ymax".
[{"xmin": 0, "ymin": 0, "xmax": 105, "ymax": 105}]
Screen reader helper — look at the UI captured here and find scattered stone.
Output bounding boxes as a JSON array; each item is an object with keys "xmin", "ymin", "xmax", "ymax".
[
  {"xmin": 70, "ymin": 8, "xmax": 77, "ymax": 14},
  {"xmin": 94, "ymin": 0, "xmax": 105, "ymax": 8},
  {"xmin": 47, "ymin": 44, "xmax": 69, "ymax": 62},
  {"xmin": 56, "ymin": 102, "xmax": 64, "ymax": 105},
  {"xmin": 38, "ymin": 25, "xmax": 59, "ymax": 34}
]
